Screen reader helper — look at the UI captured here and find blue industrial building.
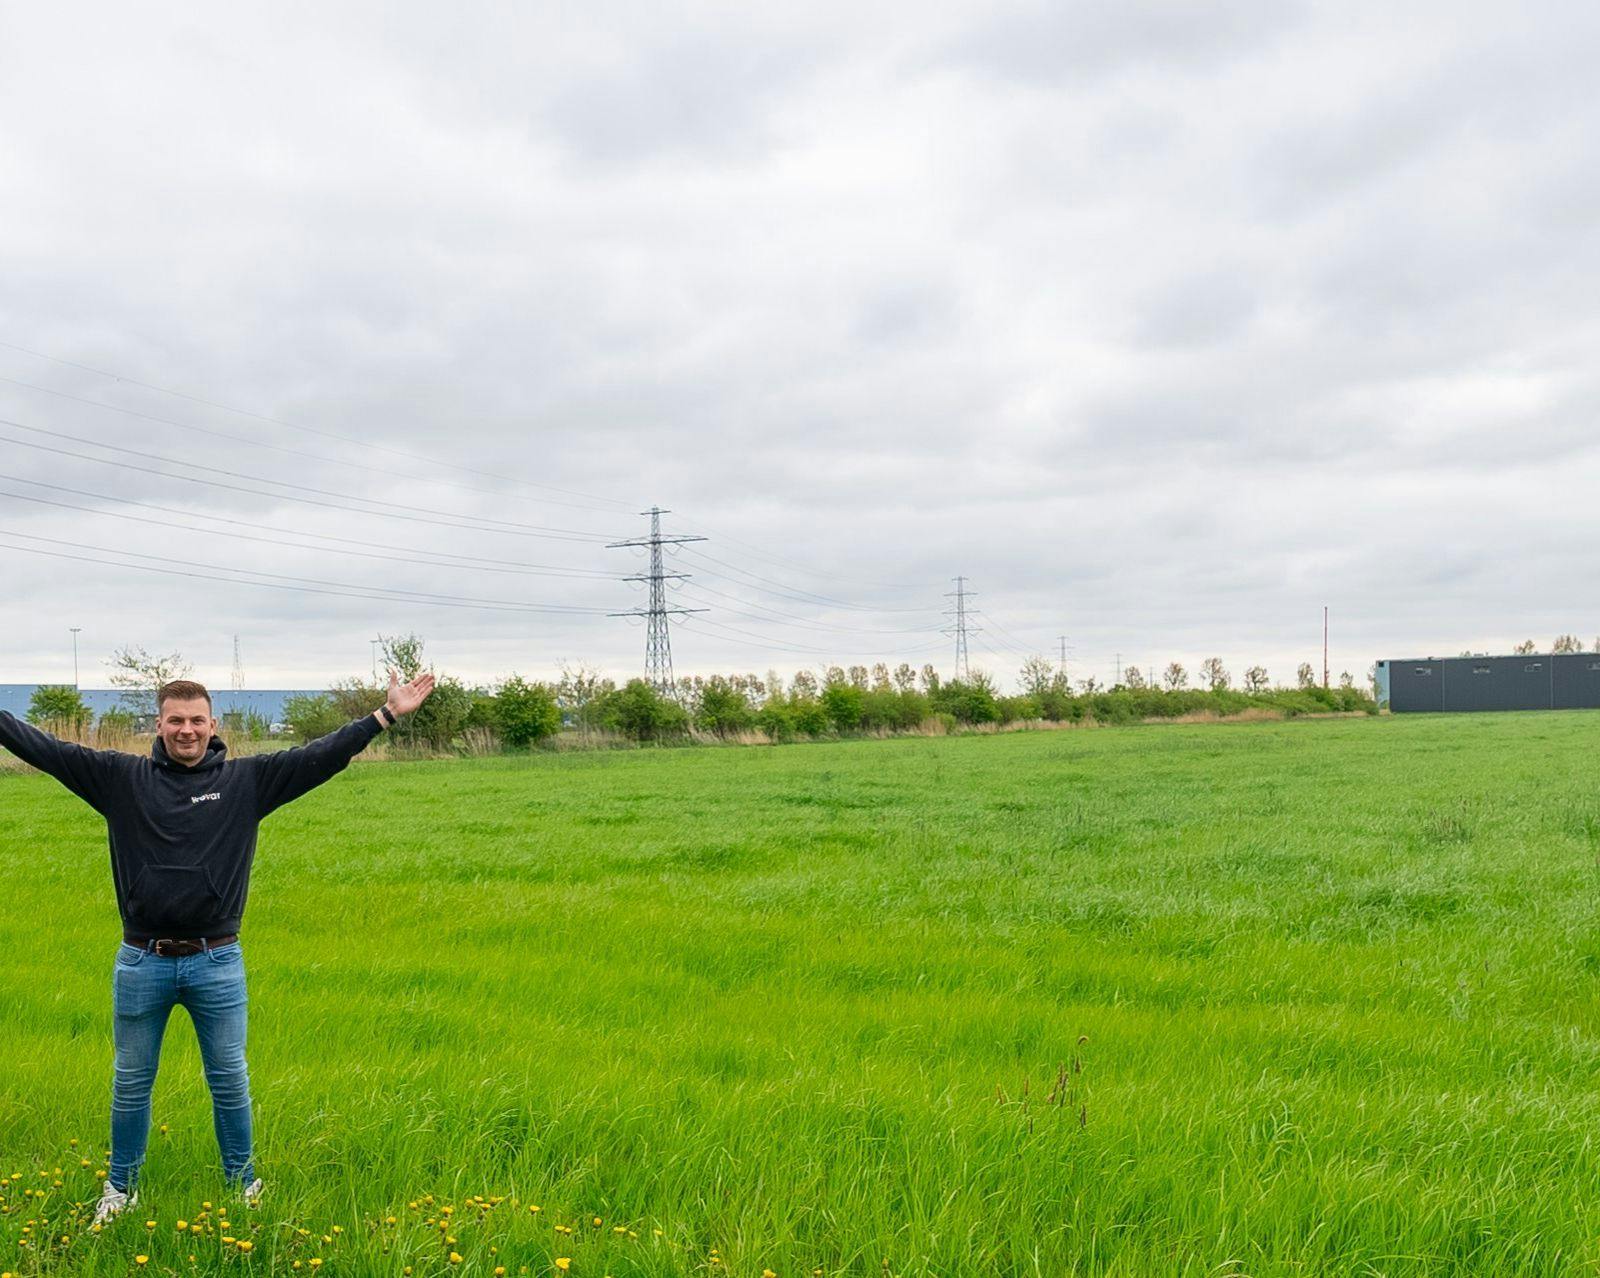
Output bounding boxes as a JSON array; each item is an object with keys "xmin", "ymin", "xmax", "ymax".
[{"xmin": 1376, "ymin": 653, "xmax": 1600, "ymax": 713}]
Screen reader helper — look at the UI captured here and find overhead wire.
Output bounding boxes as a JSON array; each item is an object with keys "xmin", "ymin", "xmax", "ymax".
[
  {"xmin": 0, "ymin": 473, "xmax": 616, "ymax": 575},
  {"xmin": 2, "ymin": 338, "xmax": 961, "ymax": 635},
  {"xmin": 0, "ymin": 487, "xmax": 622, "ymax": 582},
  {"xmin": 0, "ymin": 417, "xmax": 621, "ymax": 540},
  {"xmin": 678, "ymin": 613, "xmax": 949, "ymax": 660},
  {"xmin": 0, "ymin": 428, "xmax": 617, "ymax": 544},
  {"xmin": 0, "ymin": 529, "xmax": 609, "ymax": 615},
  {"xmin": 670, "ymin": 512, "xmax": 941, "ymax": 593},
  {"xmin": 0, "ymin": 338, "xmax": 637, "ymax": 511},
  {"xmin": 676, "ymin": 546, "xmax": 941, "ymax": 614},
  {"xmin": 1, "ymin": 339, "xmax": 996, "ymax": 669},
  {"xmin": 0, "ymin": 373, "xmax": 627, "ymax": 516},
  {"xmin": 674, "ymin": 580, "xmax": 938, "ymax": 636}
]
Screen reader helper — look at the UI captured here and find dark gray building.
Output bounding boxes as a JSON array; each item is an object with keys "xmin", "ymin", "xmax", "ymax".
[{"xmin": 1377, "ymin": 653, "xmax": 1600, "ymax": 713}]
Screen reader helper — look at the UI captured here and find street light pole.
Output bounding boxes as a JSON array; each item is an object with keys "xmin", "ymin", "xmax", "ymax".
[{"xmin": 70, "ymin": 627, "xmax": 81, "ymax": 689}]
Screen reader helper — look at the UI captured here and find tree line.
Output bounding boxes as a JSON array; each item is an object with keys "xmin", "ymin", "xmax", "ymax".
[{"xmin": 20, "ymin": 634, "xmax": 1377, "ymax": 751}]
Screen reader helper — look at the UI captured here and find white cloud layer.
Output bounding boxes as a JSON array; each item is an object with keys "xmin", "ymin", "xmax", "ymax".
[{"xmin": 2, "ymin": 0, "xmax": 1597, "ymax": 692}]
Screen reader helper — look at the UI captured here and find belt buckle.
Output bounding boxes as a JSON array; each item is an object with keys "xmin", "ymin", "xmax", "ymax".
[{"xmin": 153, "ymin": 939, "xmax": 180, "ymax": 958}]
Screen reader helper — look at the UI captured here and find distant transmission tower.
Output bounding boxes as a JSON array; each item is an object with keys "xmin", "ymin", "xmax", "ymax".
[
  {"xmin": 944, "ymin": 576, "xmax": 978, "ymax": 680},
  {"xmin": 607, "ymin": 507, "xmax": 706, "ymax": 697},
  {"xmin": 231, "ymin": 635, "xmax": 245, "ymax": 692}
]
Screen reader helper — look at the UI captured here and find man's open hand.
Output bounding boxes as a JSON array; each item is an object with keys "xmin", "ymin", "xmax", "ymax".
[{"xmin": 386, "ymin": 669, "xmax": 436, "ymax": 717}]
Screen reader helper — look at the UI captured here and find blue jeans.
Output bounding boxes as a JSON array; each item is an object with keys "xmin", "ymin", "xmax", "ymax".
[{"xmin": 110, "ymin": 941, "xmax": 254, "ymax": 1192}]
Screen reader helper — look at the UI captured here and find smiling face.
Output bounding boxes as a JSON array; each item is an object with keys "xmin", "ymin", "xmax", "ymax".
[{"xmin": 157, "ymin": 696, "xmax": 217, "ymax": 766}]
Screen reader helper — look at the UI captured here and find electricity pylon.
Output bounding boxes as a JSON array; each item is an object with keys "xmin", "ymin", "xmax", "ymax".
[
  {"xmin": 607, "ymin": 507, "xmax": 706, "ymax": 697},
  {"xmin": 944, "ymin": 576, "xmax": 978, "ymax": 681}
]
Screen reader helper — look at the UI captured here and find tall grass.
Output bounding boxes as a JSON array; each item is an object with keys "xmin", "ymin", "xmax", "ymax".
[{"xmin": 3, "ymin": 712, "xmax": 1600, "ymax": 1274}]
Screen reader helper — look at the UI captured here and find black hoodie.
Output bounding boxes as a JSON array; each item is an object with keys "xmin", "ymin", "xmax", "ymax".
[{"xmin": 0, "ymin": 710, "xmax": 383, "ymax": 938}]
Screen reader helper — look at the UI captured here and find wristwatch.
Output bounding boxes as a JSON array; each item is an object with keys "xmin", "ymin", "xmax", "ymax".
[{"xmin": 378, "ymin": 705, "xmax": 397, "ymax": 726}]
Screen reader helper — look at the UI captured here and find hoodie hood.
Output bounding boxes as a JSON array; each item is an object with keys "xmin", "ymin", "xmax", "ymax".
[{"xmin": 151, "ymin": 734, "xmax": 229, "ymax": 772}]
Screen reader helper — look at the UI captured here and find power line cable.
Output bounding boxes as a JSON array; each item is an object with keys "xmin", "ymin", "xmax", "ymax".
[
  {"xmin": 0, "ymin": 529, "xmax": 609, "ymax": 614},
  {"xmin": 677, "ymin": 546, "xmax": 941, "ymax": 614},
  {"xmin": 0, "ymin": 538, "xmax": 611, "ymax": 616},
  {"xmin": 671, "ymin": 513, "xmax": 941, "ymax": 593},
  {"xmin": 0, "ymin": 373, "xmax": 627, "ymax": 516},
  {"xmin": 1, "ymin": 338, "xmax": 958, "ymax": 607},
  {"xmin": 0, "ymin": 487, "xmax": 622, "ymax": 581},
  {"xmin": 0, "ymin": 338, "xmax": 637, "ymax": 511},
  {"xmin": 678, "ymin": 614, "xmax": 949, "ymax": 660},
  {"xmin": 0, "ymin": 417, "xmax": 620, "ymax": 540},
  {"xmin": 0, "ymin": 473, "xmax": 616, "ymax": 575},
  {"xmin": 675, "ymin": 581, "xmax": 938, "ymax": 636},
  {"xmin": 0, "ymin": 429, "xmax": 615, "ymax": 544}
]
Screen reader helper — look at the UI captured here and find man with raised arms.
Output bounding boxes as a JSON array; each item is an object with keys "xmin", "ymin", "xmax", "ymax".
[{"xmin": 0, "ymin": 670, "xmax": 434, "ymax": 1223}]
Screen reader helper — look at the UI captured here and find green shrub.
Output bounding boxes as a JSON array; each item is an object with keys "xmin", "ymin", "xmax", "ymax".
[
  {"xmin": 821, "ymin": 683, "xmax": 864, "ymax": 731},
  {"xmin": 464, "ymin": 691, "xmax": 499, "ymax": 732},
  {"xmin": 790, "ymin": 697, "xmax": 831, "ymax": 737},
  {"xmin": 494, "ymin": 676, "xmax": 561, "ymax": 747},
  {"xmin": 282, "ymin": 693, "xmax": 345, "ymax": 742},
  {"xmin": 595, "ymin": 679, "xmax": 690, "ymax": 742},
  {"xmin": 756, "ymin": 700, "xmax": 796, "ymax": 742},
  {"xmin": 697, "ymin": 676, "xmax": 756, "ymax": 737},
  {"xmin": 27, "ymin": 685, "xmax": 90, "ymax": 732},
  {"xmin": 95, "ymin": 707, "xmax": 137, "ymax": 736},
  {"xmin": 220, "ymin": 709, "xmax": 271, "ymax": 741},
  {"xmin": 997, "ymin": 694, "xmax": 1040, "ymax": 724},
  {"xmin": 932, "ymin": 679, "xmax": 1000, "ymax": 724}
]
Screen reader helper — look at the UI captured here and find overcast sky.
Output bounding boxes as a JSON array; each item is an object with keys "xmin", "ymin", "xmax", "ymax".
[{"xmin": 2, "ymin": 1, "xmax": 1597, "ymax": 693}]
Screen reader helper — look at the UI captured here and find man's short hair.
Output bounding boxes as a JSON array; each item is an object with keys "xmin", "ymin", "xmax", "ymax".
[{"xmin": 157, "ymin": 680, "xmax": 213, "ymax": 712}]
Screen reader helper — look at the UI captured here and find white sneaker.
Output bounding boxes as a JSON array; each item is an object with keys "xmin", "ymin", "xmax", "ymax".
[
  {"xmin": 92, "ymin": 1180, "xmax": 137, "ymax": 1226},
  {"xmin": 241, "ymin": 1177, "xmax": 263, "ymax": 1207}
]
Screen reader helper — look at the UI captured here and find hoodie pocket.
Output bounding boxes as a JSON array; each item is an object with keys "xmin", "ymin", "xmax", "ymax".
[{"xmin": 127, "ymin": 863, "xmax": 224, "ymax": 931}]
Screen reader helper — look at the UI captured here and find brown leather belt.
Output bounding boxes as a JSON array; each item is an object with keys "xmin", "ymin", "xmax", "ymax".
[{"xmin": 124, "ymin": 934, "xmax": 239, "ymax": 957}]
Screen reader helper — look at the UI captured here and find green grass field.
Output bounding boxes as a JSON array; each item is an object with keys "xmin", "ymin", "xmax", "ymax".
[{"xmin": 4, "ymin": 712, "xmax": 1600, "ymax": 1276}]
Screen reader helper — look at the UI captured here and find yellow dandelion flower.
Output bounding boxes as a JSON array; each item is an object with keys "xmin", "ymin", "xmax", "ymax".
[
  {"xmin": 202, "ymin": 1202, "xmax": 212, "ymax": 1211},
  {"xmin": 146, "ymin": 1220, "xmax": 158, "ymax": 1229},
  {"xmin": 613, "ymin": 1226, "xmax": 626, "ymax": 1235},
  {"xmin": 495, "ymin": 1269, "xmax": 506, "ymax": 1277},
  {"xmin": 449, "ymin": 1253, "xmax": 463, "ymax": 1265},
  {"xmin": 764, "ymin": 1271, "xmax": 777, "ymax": 1277},
  {"xmin": 238, "ymin": 1241, "xmax": 254, "ymax": 1253},
  {"xmin": 592, "ymin": 1217, "xmax": 602, "ymax": 1227},
  {"xmin": 529, "ymin": 1205, "xmax": 541, "ymax": 1214},
  {"xmin": 136, "ymin": 1257, "xmax": 149, "ymax": 1266},
  {"xmin": 160, "ymin": 1126, "xmax": 169, "ymax": 1135},
  {"xmin": 555, "ymin": 1261, "xmax": 571, "ymax": 1273},
  {"xmin": 177, "ymin": 1220, "xmax": 189, "ymax": 1230},
  {"xmin": 292, "ymin": 1263, "xmax": 302, "ymax": 1271},
  {"xmin": 309, "ymin": 1261, "xmax": 322, "ymax": 1270},
  {"xmin": 386, "ymin": 1216, "xmax": 397, "ymax": 1226},
  {"xmin": 69, "ymin": 1139, "xmax": 78, "ymax": 1148},
  {"xmin": 332, "ymin": 1226, "xmax": 343, "ymax": 1235}
]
